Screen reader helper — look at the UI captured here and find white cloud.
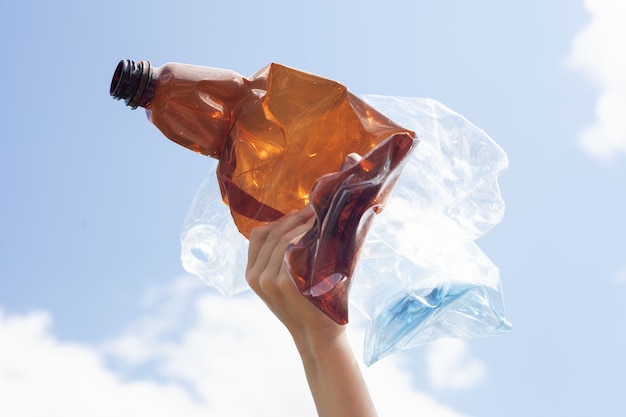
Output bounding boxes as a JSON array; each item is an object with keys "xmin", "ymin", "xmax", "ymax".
[
  {"xmin": 0, "ymin": 277, "xmax": 476, "ymax": 416},
  {"xmin": 0, "ymin": 308, "xmax": 207, "ymax": 417},
  {"xmin": 568, "ymin": 0, "xmax": 626, "ymax": 160},
  {"xmin": 425, "ymin": 338, "xmax": 487, "ymax": 390}
]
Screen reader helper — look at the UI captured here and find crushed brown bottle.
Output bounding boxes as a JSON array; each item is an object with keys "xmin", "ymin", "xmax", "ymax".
[{"xmin": 111, "ymin": 60, "xmax": 417, "ymax": 323}]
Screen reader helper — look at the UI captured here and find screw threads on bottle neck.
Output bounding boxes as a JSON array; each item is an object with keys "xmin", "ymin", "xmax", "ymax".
[{"xmin": 110, "ymin": 60, "xmax": 154, "ymax": 109}]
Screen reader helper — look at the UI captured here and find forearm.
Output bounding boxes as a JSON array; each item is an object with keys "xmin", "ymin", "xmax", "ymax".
[
  {"xmin": 294, "ymin": 332, "xmax": 378, "ymax": 417},
  {"xmin": 246, "ymin": 208, "xmax": 377, "ymax": 416}
]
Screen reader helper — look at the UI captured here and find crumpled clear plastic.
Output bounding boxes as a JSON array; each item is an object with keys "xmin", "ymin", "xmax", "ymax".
[{"xmin": 180, "ymin": 95, "xmax": 511, "ymax": 365}]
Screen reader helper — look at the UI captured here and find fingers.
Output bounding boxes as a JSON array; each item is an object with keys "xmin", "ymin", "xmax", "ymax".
[
  {"xmin": 247, "ymin": 206, "xmax": 313, "ymax": 269},
  {"xmin": 246, "ymin": 206, "xmax": 315, "ymax": 292},
  {"xmin": 256, "ymin": 219, "xmax": 313, "ymax": 296}
]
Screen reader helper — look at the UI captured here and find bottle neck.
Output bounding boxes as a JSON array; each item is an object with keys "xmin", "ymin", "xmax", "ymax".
[{"xmin": 110, "ymin": 60, "xmax": 156, "ymax": 109}]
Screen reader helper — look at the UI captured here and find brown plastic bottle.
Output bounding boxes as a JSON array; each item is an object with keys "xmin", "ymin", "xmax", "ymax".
[{"xmin": 110, "ymin": 59, "xmax": 417, "ymax": 323}]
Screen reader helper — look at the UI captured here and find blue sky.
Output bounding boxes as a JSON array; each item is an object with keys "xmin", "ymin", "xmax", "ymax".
[{"xmin": 1, "ymin": 1, "xmax": 625, "ymax": 416}]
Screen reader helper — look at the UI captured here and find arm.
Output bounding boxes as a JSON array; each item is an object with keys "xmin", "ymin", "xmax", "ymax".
[{"xmin": 246, "ymin": 206, "xmax": 378, "ymax": 417}]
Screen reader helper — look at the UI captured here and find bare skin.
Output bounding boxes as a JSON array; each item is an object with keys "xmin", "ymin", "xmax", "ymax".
[{"xmin": 246, "ymin": 205, "xmax": 378, "ymax": 417}]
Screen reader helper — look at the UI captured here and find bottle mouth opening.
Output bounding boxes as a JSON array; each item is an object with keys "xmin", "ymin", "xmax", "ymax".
[
  {"xmin": 110, "ymin": 60, "xmax": 152, "ymax": 109},
  {"xmin": 110, "ymin": 60, "xmax": 126, "ymax": 98}
]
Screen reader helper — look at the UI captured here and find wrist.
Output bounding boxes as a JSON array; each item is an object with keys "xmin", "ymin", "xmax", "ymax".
[{"xmin": 292, "ymin": 328, "xmax": 351, "ymax": 366}]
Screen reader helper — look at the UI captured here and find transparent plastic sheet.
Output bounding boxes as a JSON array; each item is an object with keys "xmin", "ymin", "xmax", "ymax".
[
  {"xmin": 180, "ymin": 96, "xmax": 511, "ymax": 365},
  {"xmin": 180, "ymin": 167, "xmax": 249, "ymax": 296},
  {"xmin": 354, "ymin": 95, "xmax": 511, "ymax": 365}
]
